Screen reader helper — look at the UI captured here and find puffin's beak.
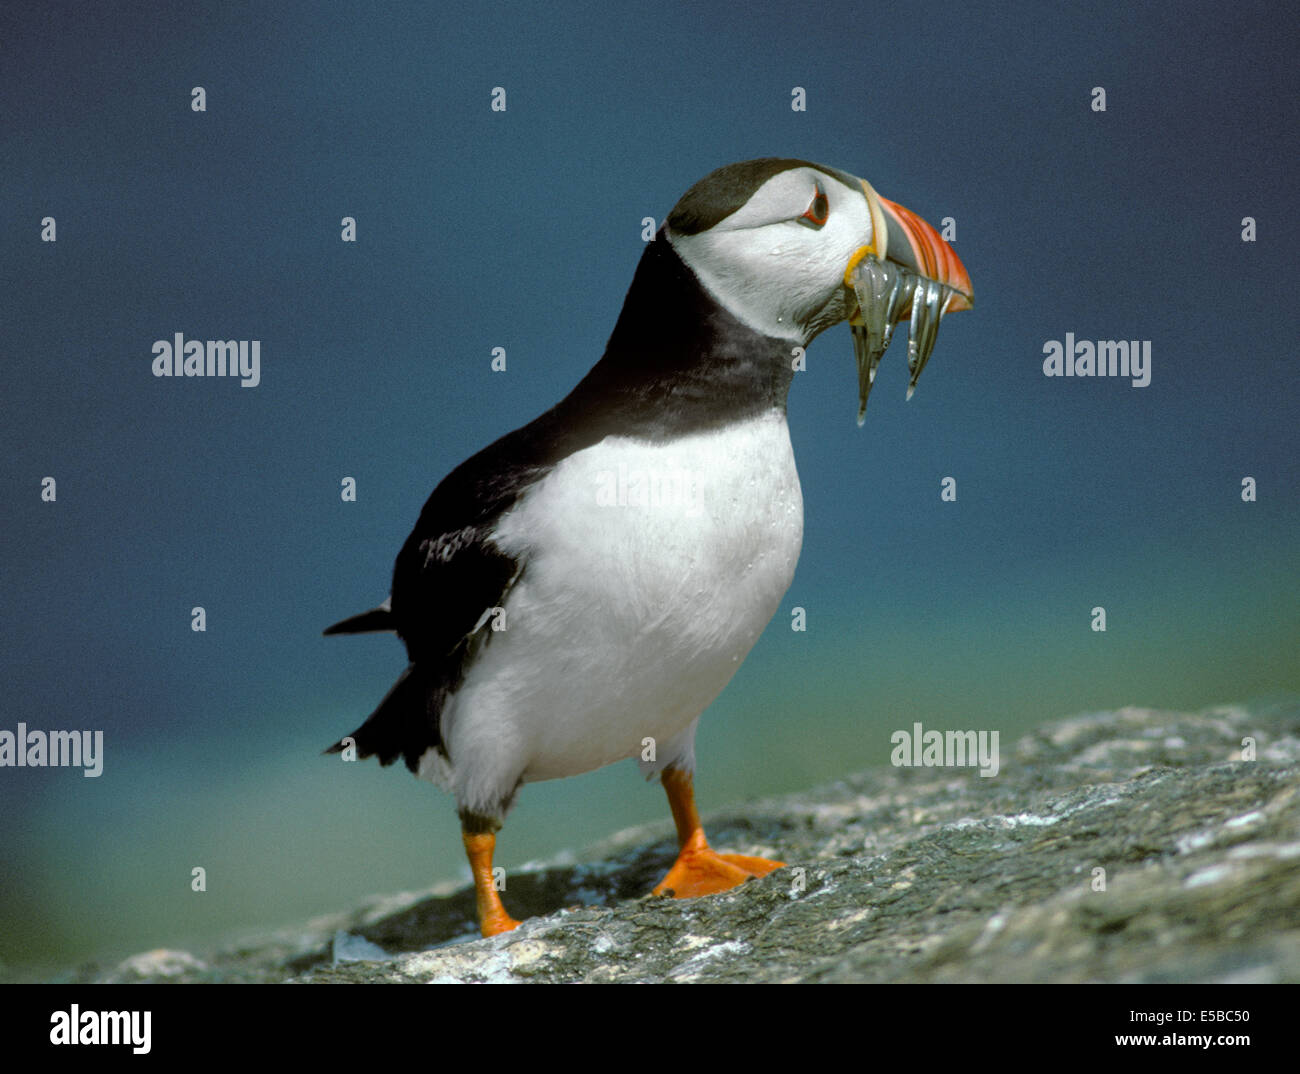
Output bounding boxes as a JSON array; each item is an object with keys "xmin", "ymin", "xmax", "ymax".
[{"xmin": 844, "ymin": 177, "xmax": 973, "ymax": 422}]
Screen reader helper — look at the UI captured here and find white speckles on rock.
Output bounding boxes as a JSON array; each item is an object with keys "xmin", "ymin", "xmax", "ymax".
[
  {"xmin": 1227, "ymin": 841, "xmax": 1300, "ymax": 861},
  {"xmin": 1176, "ymin": 831, "xmax": 1214, "ymax": 854},
  {"xmin": 118, "ymin": 949, "xmax": 207, "ymax": 978},
  {"xmin": 1224, "ymin": 810, "xmax": 1264, "ymax": 829},
  {"xmin": 970, "ymin": 911, "xmax": 1008, "ymax": 954},
  {"xmin": 1184, "ymin": 864, "xmax": 1236, "ymax": 889},
  {"xmin": 332, "ymin": 931, "xmax": 391, "ymax": 965},
  {"xmin": 1006, "ymin": 812, "xmax": 1063, "ymax": 827},
  {"xmin": 668, "ymin": 940, "xmax": 749, "ymax": 981},
  {"xmin": 825, "ymin": 907, "xmax": 872, "ymax": 932},
  {"xmin": 404, "ymin": 936, "xmax": 560, "ymax": 984}
]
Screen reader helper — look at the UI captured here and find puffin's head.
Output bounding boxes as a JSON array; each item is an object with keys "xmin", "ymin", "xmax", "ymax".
[{"xmin": 665, "ymin": 158, "xmax": 972, "ymax": 421}]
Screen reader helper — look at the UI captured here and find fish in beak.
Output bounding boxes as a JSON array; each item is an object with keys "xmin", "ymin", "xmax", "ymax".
[{"xmin": 844, "ymin": 177, "xmax": 973, "ymax": 422}]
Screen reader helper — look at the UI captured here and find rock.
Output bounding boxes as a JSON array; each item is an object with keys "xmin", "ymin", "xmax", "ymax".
[{"xmin": 71, "ymin": 701, "xmax": 1300, "ymax": 983}]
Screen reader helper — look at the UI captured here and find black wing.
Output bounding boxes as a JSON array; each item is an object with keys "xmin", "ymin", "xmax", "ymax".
[{"xmin": 324, "ymin": 403, "xmax": 606, "ymax": 772}]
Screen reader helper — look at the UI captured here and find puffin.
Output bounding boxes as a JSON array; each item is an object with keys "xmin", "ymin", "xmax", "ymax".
[{"xmin": 324, "ymin": 158, "xmax": 972, "ymax": 937}]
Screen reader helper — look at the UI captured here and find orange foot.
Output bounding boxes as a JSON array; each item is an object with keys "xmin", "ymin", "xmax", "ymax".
[
  {"xmin": 652, "ymin": 767, "xmax": 784, "ymax": 899},
  {"xmin": 479, "ymin": 905, "xmax": 521, "ymax": 938},
  {"xmin": 653, "ymin": 831, "xmax": 784, "ymax": 898}
]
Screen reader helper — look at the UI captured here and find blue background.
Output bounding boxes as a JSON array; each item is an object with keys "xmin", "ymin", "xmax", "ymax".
[{"xmin": 1, "ymin": 0, "xmax": 1296, "ymax": 974}]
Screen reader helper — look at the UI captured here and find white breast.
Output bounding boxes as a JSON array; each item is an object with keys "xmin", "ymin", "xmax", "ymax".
[{"xmin": 423, "ymin": 408, "xmax": 804, "ymax": 817}]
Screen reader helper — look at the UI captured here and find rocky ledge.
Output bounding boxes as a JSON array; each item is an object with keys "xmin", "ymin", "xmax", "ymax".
[{"xmin": 75, "ymin": 701, "xmax": 1300, "ymax": 983}]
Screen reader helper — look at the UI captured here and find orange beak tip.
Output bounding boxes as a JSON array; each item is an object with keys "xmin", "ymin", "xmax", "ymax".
[{"xmin": 946, "ymin": 290, "xmax": 973, "ymax": 314}]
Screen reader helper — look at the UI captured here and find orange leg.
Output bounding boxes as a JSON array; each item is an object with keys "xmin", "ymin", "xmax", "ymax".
[
  {"xmin": 652, "ymin": 767, "xmax": 784, "ymax": 898},
  {"xmin": 463, "ymin": 830, "xmax": 521, "ymax": 937}
]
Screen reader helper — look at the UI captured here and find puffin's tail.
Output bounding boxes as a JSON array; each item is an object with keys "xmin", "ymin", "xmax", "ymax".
[
  {"xmin": 323, "ymin": 663, "xmax": 444, "ymax": 772},
  {"xmin": 322, "ymin": 598, "xmax": 395, "ymax": 636}
]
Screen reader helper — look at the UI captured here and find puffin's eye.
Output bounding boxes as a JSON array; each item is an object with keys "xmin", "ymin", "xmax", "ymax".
[{"xmin": 798, "ymin": 186, "xmax": 830, "ymax": 229}]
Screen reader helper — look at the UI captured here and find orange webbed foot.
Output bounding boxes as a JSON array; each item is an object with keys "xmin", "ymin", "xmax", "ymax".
[
  {"xmin": 653, "ymin": 835, "xmax": 785, "ymax": 898},
  {"xmin": 653, "ymin": 768, "xmax": 784, "ymax": 899}
]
